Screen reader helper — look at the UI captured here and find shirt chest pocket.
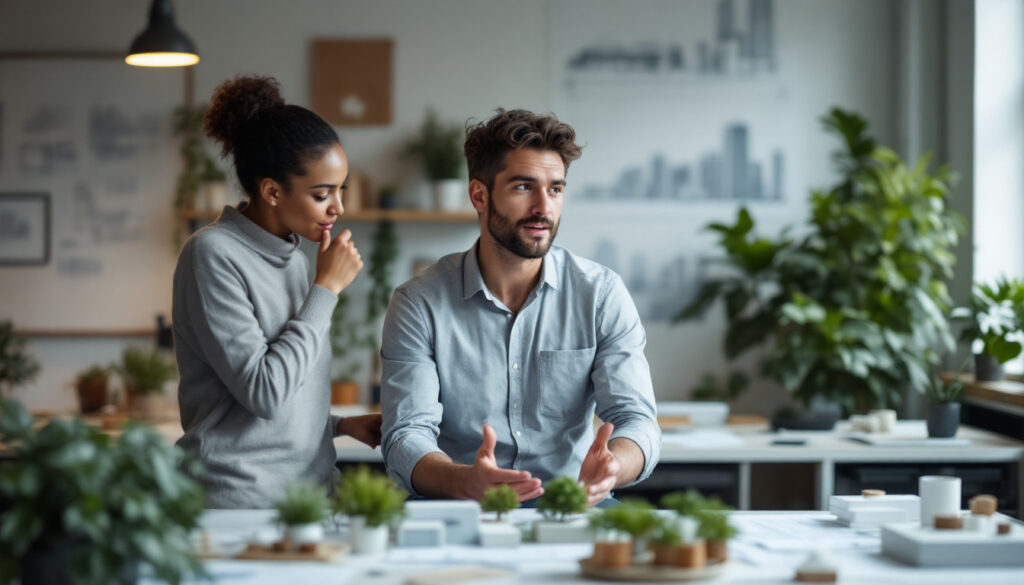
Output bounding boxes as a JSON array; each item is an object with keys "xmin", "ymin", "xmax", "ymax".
[{"xmin": 536, "ymin": 347, "xmax": 597, "ymax": 420}]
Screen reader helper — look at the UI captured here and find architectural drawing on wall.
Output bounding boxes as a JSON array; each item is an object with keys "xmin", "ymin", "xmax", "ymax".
[
  {"xmin": 17, "ymin": 104, "xmax": 76, "ymax": 175},
  {"xmin": 564, "ymin": 0, "xmax": 775, "ymax": 84},
  {"xmin": 70, "ymin": 181, "xmax": 140, "ymax": 245},
  {"xmin": 593, "ymin": 238, "xmax": 710, "ymax": 322},
  {"xmin": 579, "ymin": 122, "xmax": 783, "ymax": 203},
  {"xmin": 89, "ymin": 106, "xmax": 160, "ymax": 161}
]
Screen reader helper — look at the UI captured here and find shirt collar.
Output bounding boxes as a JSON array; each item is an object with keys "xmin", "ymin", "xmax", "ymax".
[
  {"xmin": 219, "ymin": 203, "xmax": 301, "ymax": 261},
  {"xmin": 461, "ymin": 240, "xmax": 561, "ymax": 302}
]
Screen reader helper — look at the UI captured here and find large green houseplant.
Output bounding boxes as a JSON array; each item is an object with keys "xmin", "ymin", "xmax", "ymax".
[
  {"xmin": 0, "ymin": 397, "xmax": 205, "ymax": 585},
  {"xmin": 677, "ymin": 108, "xmax": 964, "ymax": 414}
]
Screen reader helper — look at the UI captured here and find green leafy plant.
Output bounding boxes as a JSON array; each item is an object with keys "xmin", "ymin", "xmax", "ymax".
[
  {"xmin": 650, "ymin": 514, "xmax": 683, "ymax": 546},
  {"xmin": 275, "ymin": 482, "xmax": 330, "ymax": 526},
  {"xmin": 660, "ymin": 489, "xmax": 706, "ymax": 517},
  {"xmin": 696, "ymin": 509, "xmax": 737, "ymax": 542},
  {"xmin": 660, "ymin": 490, "xmax": 737, "ymax": 542},
  {"xmin": 0, "ymin": 320, "xmax": 40, "ymax": 394},
  {"xmin": 330, "ymin": 293, "xmax": 373, "ymax": 382},
  {"xmin": 333, "ymin": 465, "xmax": 408, "ymax": 527},
  {"xmin": 173, "ymin": 104, "xmax": 225, "ymax": 211},
  {"xmin": 676, "ymin": 108, "xmax": 964, "ymax": 413},
  {"xmin": 586, "ymin": 498, "xmax": 658, "ymax": 539},
  {"xmin": 537, "ymin": 476, "xmax": 587, "ymax": 521},
  {"xmin": 75, "ymin": 365, "xmax": 109, "ymax": 387},
  {"xmin": 691, "ymin": 371, "xmax": 749, "ymax": 403},
  {"xmin": 481, "ymin": 484, "xmax": 520, "ymax": 521},
  {"xmin": 402, "ymin": 109, "xmax": 464, "ymax": 180},
  {"xmin": 118, "ymin": 346, "xmax": 177, "ymax": 395},
  {"xmin": 0, "ymin": 397, "xmax": 205, "ymax": 585},
  {"xmin": 951, "ymin": 277, "xmax": 1024, "ymax": 364}
]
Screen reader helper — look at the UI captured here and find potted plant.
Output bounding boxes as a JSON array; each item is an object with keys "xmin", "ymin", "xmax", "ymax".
[
  {"xmin": 0, "ymin": 397, "xmax": 205, "ymax": 585},
  {"xmin": 648, "ymin": 514, "xmax": 705, "ymax": 569},
  {"xmin": 588, "ymin": 508, "xmax": 633, "ymax": 568},
  {"xmin": 924, "ymin": 370, "xmax": 965, "ymax": 438},
  {"xmin": 365, "ymin": 218, "xmax": 399, "ymax": 407},
  {"xmin": 329, "ymin": 293, "xmax": 372, "ymax": 405},
  {"xmin": 695, "ymin": 505, "xmax": 737, "ymax": 563},
  {"xmin": 594, "ymin": 498, "xmax": 659, "ymax": 561},
  {"xmin": 676, "ymin": 108, "xmax": 964, "ymax": 417},
  {"xmin": 535, "ymin": 476, "xmax": 589, "ymax": 543},
  {"xmin": 951, "ymin": 277, "xmax": 1024, "ymax": 381},
  {"xmin": 274, "ymin": 483, "xmax": 330, "ymax": 551},
  {"xmin": 173, "ymin": 104, "xmax": 227, "ymax": 213},
  {"xmin": 74, "ymin": 364, "xmax": 110, "ymax": 414},
  {"xmin": 479, "ymin": 484, "xmax": 521, "ymax": 547},
  {"xmin": 0, "ymin": 321, "xmax": 39, "ymax": 397},
  {"xmin": 402, "ymin": 109, "xmax": 467, "ymax": 211},
  {"xmin": 690, "ymin": 371, "xmax": 749, "ymax": 404},
  {"xmin": 333, "ymin": 465, "xmax": 407, "ymax": 554},
  {"xmin": 117, "ymin": 346, "xmax": 177, "ymax": 420}
]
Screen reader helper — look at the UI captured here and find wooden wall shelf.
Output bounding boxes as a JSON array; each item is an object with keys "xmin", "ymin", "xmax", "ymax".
[
  {"xmin": 943, "ymin": 372, "xmax": 1024, "ymax": 409},
  {"xmin": 179, "ymin": 209, "xmax": 478, "ymax": 223}
]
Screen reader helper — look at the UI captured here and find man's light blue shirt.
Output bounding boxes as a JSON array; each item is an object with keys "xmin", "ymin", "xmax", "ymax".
[{"xmin": 380, "ymin": 242, "xmax": 660, "ymax": 495}]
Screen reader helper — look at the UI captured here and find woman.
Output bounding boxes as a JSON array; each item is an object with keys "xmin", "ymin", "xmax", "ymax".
[{"xmin": 172, "ymin": 75, "xmax": 380, "ymax": 508}]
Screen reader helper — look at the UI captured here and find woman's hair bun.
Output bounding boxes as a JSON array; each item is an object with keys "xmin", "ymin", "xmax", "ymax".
[{"xmin": 204, "ymin": 75, "xmax": 285, "ymax": 156}]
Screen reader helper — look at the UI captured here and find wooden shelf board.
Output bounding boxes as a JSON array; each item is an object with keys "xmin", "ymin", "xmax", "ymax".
[
  {"xmin": 15, "ymin": 329, "xmax": 155, "ymax": 338},
  {"xmin": 179, "ymin": 209, "xmax": 477, "ymax": 223},
  {"xmin": 943, "ymin": 372, "xmax": 1024, "ymax": 409}
]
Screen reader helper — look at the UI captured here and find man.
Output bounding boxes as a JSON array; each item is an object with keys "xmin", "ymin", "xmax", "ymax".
[{"xmin": 380, "ymin": 109, "xmax": 659, "ymax": 505}]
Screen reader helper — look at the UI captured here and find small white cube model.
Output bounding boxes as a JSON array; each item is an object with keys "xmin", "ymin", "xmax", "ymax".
[
  {"xmin": 829, "ymin": 493, "xmax": 920, "ymax": 528},
  {"xmin": 534, "ymin": 517, "xmax": 590, "ymax": 544},
  {"xmin": 397, "ymin": 520, "xmax": 446, "ymax": 547},
  {"xmin": 478, "ymin": 521, "xmax": 521, "ymax": 547},
  {"xmin": 881, "ymin": 514, "xmax": 1024, "ymax": 566},
  {"xmin": 404, "ymin": 500, "xmax": 481, "ymax": 545}
]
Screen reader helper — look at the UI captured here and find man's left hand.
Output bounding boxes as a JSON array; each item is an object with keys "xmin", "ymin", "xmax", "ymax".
[
  {"xmin": 577, "ymin": 421, "xmax": 620, "ymax": 506},
  {"xmin": 338, "ymin": 414, "xmax": 382, "ymax": 448}
]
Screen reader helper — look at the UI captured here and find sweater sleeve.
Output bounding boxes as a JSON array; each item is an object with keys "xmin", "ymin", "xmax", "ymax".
[{"xmin": 177, "ymin": 239, "xmax": 338, "ymax": 419}]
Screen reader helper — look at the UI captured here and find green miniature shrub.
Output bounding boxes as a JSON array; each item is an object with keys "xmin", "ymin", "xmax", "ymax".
[
  {"xmin": 334, "ymin": 465, "xmax": 408, "ymax": 527},
  {"xmin": 275, "ymin": 482, "xmax": 330, "ymax": 526},
  {"xmin": 537, "ymin": 476, "xmax": 587, "ymax": 521},
  {"xmin": 481, "ymin": 484, "xmax": 519, "ymax": 521}
]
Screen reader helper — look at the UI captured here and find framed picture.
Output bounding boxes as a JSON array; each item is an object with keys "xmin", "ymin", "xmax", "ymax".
[{"xmin": 0, "ymin": 192, "xmax": 50, "ymax": 266}]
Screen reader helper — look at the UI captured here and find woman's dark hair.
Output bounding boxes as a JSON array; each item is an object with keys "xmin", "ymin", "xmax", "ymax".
[
  {"xmin": 463, "ymin": 108, "xmax": 583, "ymax": 191},
  {"xmin": 204, "ymin": 75, "xmax": 339, "ymax": 198}
]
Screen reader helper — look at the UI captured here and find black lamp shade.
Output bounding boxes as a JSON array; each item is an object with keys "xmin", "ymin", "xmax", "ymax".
[{"xmin": 126, "ymin": 0, "xmax": 199, "ymax": 67}]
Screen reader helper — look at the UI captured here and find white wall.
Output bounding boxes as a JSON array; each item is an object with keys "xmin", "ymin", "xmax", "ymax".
[{"xmin": 0, "ymin": 0, "xmax": 975, "ymax": 415}]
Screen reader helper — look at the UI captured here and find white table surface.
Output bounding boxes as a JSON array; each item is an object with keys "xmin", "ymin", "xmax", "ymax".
[{"xmin": 143, "ymin": 509, "xmax": 1024, "ymax": 585}]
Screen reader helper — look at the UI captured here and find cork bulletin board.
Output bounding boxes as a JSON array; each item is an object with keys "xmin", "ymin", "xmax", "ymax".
[{"xmin": 312, "ymin": 39, "xmax": 393, "ymax": 126}]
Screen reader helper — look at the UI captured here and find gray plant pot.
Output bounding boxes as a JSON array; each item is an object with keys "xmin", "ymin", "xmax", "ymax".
[
  {"xmin": 974, "ymin": 353, "xmax": 1005, "ymax": 382},
  {"xmin": 926, "ymin": 402, "xmax": 960, "ymax": 438},
  {"xmin": 21, "ymin": 536, "xmax": 139, "ymax": 585}
]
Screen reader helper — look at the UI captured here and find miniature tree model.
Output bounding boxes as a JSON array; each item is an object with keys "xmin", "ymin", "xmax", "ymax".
[
  {"xmin": 275, "ymin": 482, "xmax": 330, "ymax": 527},
  {"xmin": 537, "ymin": 476, "xmax": 587, "ymax": 521},
  {"xmin": 481, "ymin": 484, "xmax": 520, "ymax": 521},
  {"xmin": 661, "ymin": 489, "xmax": 706, "ymax": 517},
  {"xmin": 333, "ymin": 465, "xmax": 408, "ymax": 527}
]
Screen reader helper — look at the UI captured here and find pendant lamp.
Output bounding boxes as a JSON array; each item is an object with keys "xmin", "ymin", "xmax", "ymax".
[{"xmin": 125, "ymin": 0, "xmax": 199, "ymax": 67}]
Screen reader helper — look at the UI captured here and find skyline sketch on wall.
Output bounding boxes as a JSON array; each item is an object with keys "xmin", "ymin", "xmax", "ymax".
[
  {"xmin": 579, "ymin": 122, "xmax": 784, "ymax": 203},
  {"xmin": 565, "ymin": 0, "xmax": 775, "ymax": 82},
  {"xmin": 593, "ymin": 238, "xmax": 711, "ymax": 322}
]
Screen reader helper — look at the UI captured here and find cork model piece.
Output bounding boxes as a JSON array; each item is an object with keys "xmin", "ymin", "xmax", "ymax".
[
  {"xmin": 934, "ymin": 514, "xmax": 964, "ymax": 530},
  {"xmin": 794, "ymin": 550, "xmax": 838, "ymax": 583}
]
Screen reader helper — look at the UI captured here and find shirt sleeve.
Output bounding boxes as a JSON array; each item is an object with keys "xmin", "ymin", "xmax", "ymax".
[
  {"xmin": 591, "ymin": 272, "xmax": 661, "ymax": 484},
  {"xmin": 379, "ymin": 287, "xmax": 445, "ymax": 494},
  {"xmin": 178, "ymin": 239, "xmax": 338, "ymax": 420}
]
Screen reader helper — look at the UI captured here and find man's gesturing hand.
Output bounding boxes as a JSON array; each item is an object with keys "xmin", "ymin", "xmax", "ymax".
[
  {"xmin": 578, "ymin": 422, "xmax": 621, "ymax": 506},
  {"xmin": 459, "ymin": 424, "xmax": 544, "ymax": 502}
]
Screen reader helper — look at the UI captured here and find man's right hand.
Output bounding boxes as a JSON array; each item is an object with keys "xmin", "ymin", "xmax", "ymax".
[{"xmin": 457, "ymin": 424, "xmax": 544, "ymax": 502}]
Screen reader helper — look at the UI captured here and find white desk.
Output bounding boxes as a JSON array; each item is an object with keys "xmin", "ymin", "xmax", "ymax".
[
  {"xmin": 334, "ymin": 420, "xmax": 1024, "ymax": 511},
  {"xmin": 145, "ymin": 509, "xmax": 1024, "ymax": 584}
]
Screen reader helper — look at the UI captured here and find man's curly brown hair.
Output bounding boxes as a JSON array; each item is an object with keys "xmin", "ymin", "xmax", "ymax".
[{"xmin": 464, "ymin": 109, "xmax": 583, "ymax": 191}]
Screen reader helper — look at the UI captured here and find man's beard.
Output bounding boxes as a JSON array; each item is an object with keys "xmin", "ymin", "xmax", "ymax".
[{"xmin": 486, "ymin": 195, "xmax": 559, "ymax": 259}]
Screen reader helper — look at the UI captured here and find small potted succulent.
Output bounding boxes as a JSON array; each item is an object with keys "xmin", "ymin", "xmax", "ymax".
[
  {"xmin": 274, "ymin": 482, "xmax": 331, "ymax": 551},
  {"xmin": 333, "ymin": 466, "xmax": 407, "ymax": 554},
  {"xmin": 924, "ymin": 370, "xmax": 965, "ymax": 438},
  {"xmin": 587, "ymin": 499, "xmax": 659, "ymax": 565},
  {"xmin": 534, "ymin": 476, "xmax": 589, "ymax": 543},
  {"xmin": 74, "ymin": 364, "xmax": 110, "ymax": 414},
  {"xmin": 648, "ymin": 514, "xmax": 705, "ymax": 569},
  {"xmin": 588, "ymin": 508, "xmax": 633, "ymax": 568},
  {"xmin": 478, "ymin": 484, "xmax": 521, "ymax": 547},
  {"xmin": 951, "ymin": 277, "xmax": 1024, "ymax": 381},
  {"xmin": 117, "ymin": 346, "xmax": 177, "ymax": 420},
  {"xmin": 696, "ymin": 506, "xmax": 737, "ymax": 563}
]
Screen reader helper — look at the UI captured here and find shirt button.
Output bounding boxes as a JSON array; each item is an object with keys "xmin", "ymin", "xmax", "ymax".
[
  {"xmin": 512, "ymin": 362, "xmax": 519, "ymax": 370},
  {"xmin": 515, "ymin": 431, "xmax": 522, "ymax": 437}
]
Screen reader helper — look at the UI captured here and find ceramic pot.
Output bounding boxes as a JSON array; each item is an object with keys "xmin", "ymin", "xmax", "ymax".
[
  {"xmin": 594, "ymin": 541, "xmax": 633, "ymax": 567},
  {"xmin": 675, "ymin": 540, "xmax": 707, "ymax": 569},
  {"xmin": 287, "ymin": 522, "xmax": 324, "ymax": 546},
  {"xmin": 974, "ymin": 353, "xmax": 1005, "ymax": 382},
  {"xmin": 128, "ymin": 392, "xmax": 164, "ymax": 421},
  {"xmin": 926, "ymin": 402, "xmax": 960, "ymax": 438},
  {"xmin": 706, "ymin": 539, "xmax": 728, "ymax": 563},
  {"xmin": 431, "ymin": 179, "xmax": 469, "ymax": 211},
  {"xmin": 330, "ymin": 380, "xmax": 359, "ymax": 405},
  {"xmin": 649, "ymin": 542, "xmax": 676, "ymax": 566},
  {"xmin": 349, "ymin": 516, "xmax": 389, "ymax": 554},
  {"xmin": 76, "ymin": 378, "xmax": 108, "ymax": 413}
]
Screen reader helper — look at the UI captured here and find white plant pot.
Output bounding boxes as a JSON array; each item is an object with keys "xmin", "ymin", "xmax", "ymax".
[
  {"xmin": 287, "ymin": 522, "xmax": 323, "ymax": 546},
  {"xmin": 431, "ymin": 179, "xmax": 470, "ymax": 211},
  {"xmin": 534, "ymin": 518, "xmax": 591, "ymax": 544},
  {"xmin": 479, "ymin": 520, "xmax": 521, "ymax": 547},
  {"xmin": 349, "ymin": 516, "xmax": 389, "ymax": 554}
]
